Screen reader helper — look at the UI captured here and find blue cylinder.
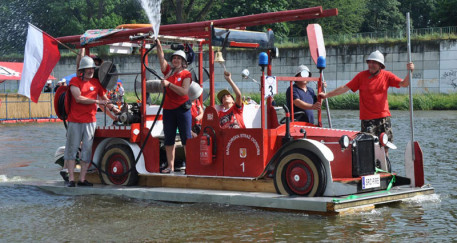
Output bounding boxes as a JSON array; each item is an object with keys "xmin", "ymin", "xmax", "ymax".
[
  {"xmin": 258, "ymin": 52, "xmax": 268, "ymax": 66},
  {"xmin": 317, "ymin": 56, "xmax": 326, "ymax": 69}
]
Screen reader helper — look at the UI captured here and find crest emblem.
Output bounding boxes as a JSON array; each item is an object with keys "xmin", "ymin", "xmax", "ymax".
[{"xmin": 240, "ymin": 148, "xmax": 247, "ymax": 158}]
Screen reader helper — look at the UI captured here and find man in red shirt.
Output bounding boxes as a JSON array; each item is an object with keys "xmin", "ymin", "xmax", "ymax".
[
  {"xmin": 64, "ymin": 53, "xmax": 119, "ymax": 187},
  {"xmin": 319, "ymin": 50, "xmax": 414, "ymax": 154},
  {"xmin": 217, "ymin": 71, "xmax": 245, "ymax": 129}
]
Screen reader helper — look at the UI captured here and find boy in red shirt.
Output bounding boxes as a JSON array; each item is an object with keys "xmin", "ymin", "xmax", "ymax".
[{"xmin": 217, "ymin": 71, "xmax": 245, "ymax": 129}]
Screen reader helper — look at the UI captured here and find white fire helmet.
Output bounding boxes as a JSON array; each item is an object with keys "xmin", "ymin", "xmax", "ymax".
[
  {"xmin": 171, "ymin": 50, "xmax": 187, "ymax": 62},
  {"xmin": 295, "ymin": 64, "xmax": 311, "ymax": 77},
  {"xmin": 78, "ymin": 56, "xmax": 96, "ymax": 70},
  {"xmin": 366, "ymin": 50, "xmax": 385, "ymax": 69}
]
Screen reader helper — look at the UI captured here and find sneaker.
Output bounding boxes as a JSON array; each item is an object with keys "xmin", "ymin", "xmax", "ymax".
[
  {"xmin": 60, "ymin": 171, "xmax": 69, "ymax": 182},
  {"xmin": 66, "ymin": 181, "xmax": 75, "ymax": 187},
  {"xmin": 77, "ymin": 180, "xmax": 93, "ymax": 187}
]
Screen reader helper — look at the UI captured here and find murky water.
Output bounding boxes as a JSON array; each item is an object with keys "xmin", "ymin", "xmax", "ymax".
[{"xmin": 0, "ymin": 110, "xmax": 456, "ymax": 241}]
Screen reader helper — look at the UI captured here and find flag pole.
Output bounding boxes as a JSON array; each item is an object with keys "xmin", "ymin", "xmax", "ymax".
[
  {"xmin": 28, "ymin": 23, "xmax": 80, "ymax": 56},
  {"xmin": 406, "ymin": 13, "xmax": 415, "ymax": 160}
]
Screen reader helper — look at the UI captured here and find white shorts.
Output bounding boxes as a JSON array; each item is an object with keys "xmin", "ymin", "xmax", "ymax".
[{"xmin": 64, "ymin": 122, "xmax": 96, "ymax": 163}]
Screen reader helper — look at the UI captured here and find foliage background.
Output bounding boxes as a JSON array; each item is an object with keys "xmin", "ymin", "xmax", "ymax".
[{"xmin": 1, "ymin": 0, "xmax": 456, "ymax": 56}]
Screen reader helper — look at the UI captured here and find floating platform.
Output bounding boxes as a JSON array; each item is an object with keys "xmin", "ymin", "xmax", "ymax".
[{"xmin": 23, "ymin": 174, "xmax": 434, "ymax": 215}]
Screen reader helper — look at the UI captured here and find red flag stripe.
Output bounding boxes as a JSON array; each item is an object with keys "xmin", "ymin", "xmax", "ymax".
[{"xmin": 30, "ymin": 33, "xmax": 60, "ymax": 103}]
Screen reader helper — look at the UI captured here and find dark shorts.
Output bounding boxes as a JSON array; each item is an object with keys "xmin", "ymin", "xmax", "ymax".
[
  {"xmin": 361, "ymin": 116, "xmax": 393, "ymax": 142},
  {"xmin": 163, "ymin": 106, "xmax": 192, "ymax": 146}
]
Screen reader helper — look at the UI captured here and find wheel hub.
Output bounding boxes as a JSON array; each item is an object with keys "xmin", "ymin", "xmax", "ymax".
[
  {"xmin": 110, "ymin": 160, "xmax": 124, "ymax": 175},
  {"xmin": 286, "ymin": 160, "xmax": 314, "ymax": 195}
]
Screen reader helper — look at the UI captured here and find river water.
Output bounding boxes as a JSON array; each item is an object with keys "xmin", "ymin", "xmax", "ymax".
[{"xmin": 0, "ymin": 110, "xmax": 456, "ymax": 242}]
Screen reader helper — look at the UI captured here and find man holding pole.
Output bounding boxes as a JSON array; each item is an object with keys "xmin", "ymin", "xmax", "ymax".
[{"xmin": 319, "ymin": 50, "xmax": 414, "ymax": 154}]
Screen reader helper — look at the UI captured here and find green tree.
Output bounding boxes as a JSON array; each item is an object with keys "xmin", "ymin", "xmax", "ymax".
[
  {"xmin": 361, "ymin": 0, "xmax": 405, "ymax": 32},
  {"xmin": 432, "ymin": 0, "xmax": 457, "ymax": 27},
  {"xmin": 161, "ymin": 0, "xmax": 218, "ymax": 24},
  {"xmin": 399, "ymin": 0, "xmax": 436, "ymax": 28},
  {"xmin": 286, "ymin": 0, "xmax": 368, "ymax": 36},
  {"xmin": 211, "ymin": 0, "xmax": 290, "ymax": 38}
]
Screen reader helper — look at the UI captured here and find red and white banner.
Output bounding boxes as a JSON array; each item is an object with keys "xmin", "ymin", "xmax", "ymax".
[{"xmin": 18, "ymin": 24, "xmax": 60, "ymax": 103}]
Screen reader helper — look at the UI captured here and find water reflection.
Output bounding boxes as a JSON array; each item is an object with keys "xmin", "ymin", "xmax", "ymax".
[{"xmin": 0, "ymin": 110, "xmax": 456, "ymax": 241}]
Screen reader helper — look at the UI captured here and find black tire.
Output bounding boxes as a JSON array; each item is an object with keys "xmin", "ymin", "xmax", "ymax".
[
  {"xmin": 274, "ymin": 149, "xmax": 327, "ymax": 197},
  {"xmin": 99, "ymin": 144, "xmax": 138, "ymax": 186}
]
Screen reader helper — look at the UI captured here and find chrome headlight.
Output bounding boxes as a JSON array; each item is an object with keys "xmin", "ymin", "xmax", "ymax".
[{"xmin": 339, "ymin": 135, "xmax": 350, "ymax": 149}]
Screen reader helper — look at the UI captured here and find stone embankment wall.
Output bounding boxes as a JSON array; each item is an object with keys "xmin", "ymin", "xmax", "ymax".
[{"xmin": 49, "ymin": 40, "xmax": 457, "ymax": 94}]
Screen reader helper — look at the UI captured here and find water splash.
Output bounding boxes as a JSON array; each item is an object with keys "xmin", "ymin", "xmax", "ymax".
[
  {"xmin": 0, "ymin": 174, "xmax": 28, "ymax": 183},
  {"xmin": 139, "ymin": 0, "xmax": 162, "ymax": 40},
  {"xmin": 403, "ymin": 193, "xmax": 441, "ymax": 204}
]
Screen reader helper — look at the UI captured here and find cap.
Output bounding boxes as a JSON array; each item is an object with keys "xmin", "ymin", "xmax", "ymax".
[{"xmin": 217, "ymin": 89, "xmax": 233, "ymax": 103}]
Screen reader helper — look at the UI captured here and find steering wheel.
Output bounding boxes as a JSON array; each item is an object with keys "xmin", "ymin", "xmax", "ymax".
[{"xmin": 279, "ymin": 111, "xmax": 307, "ymax": 124}]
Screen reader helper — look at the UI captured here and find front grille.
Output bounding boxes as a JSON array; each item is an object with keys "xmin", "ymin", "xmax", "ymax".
[{"xmin": 352, "ymin": 133, "xmax": 376, "ymax": 177}]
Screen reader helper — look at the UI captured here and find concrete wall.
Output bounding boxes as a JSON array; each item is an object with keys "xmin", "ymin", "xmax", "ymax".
[{"xmin": 46, "ymin": 40, "xmax": 457, "ymax": 95}]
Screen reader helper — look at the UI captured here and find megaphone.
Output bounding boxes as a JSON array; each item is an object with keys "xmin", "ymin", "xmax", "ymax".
[
  {"xmin": 241, "ymin": 69, "xmax": 250, "ymax": 79},
  {"xmin": 146, "ymin": 80, "xmax": 203, "ymax": 101},
  {"xmin": 98, "ymin": 61, "xmax": 119, "ymax": 90},
  {"xmin": 188, "ymin": 82, "xmax": 203, "ymax": 101},
  {"xmin": 145, "ymin": 80, "xmax": 162, "ymax": 93}
]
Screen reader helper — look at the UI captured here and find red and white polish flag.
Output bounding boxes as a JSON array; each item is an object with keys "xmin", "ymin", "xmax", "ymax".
[{"xmin": 18, "ymin": 24, "xmax": 60, "ymax": 103}]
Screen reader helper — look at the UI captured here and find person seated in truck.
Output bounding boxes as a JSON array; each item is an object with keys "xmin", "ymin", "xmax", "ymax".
[
  {"xmin": 217, "ymin": 71, "xmax": 245, "ymax": 129},
  {"xmin": 285, "ymin": 64, "xmax": 322, "ymax": 124}
]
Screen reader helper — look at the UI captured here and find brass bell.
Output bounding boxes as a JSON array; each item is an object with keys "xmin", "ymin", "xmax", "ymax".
[{"xmin": 215, "ymin": 51, "xmax": 225, "ymax": 63}]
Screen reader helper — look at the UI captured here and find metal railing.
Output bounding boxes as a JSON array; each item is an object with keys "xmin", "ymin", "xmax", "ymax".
[{"xmin": 277, "ymin": 26, "xmax": 457, "ymax": 44}]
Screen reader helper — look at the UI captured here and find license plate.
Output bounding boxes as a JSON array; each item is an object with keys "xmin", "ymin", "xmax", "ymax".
[{"xmin": 362, "ymin": 174, "xmax": 381, "ymax": 189}]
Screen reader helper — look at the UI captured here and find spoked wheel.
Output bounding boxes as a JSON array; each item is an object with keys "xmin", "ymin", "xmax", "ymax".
[
  {"xmin": 99, "ymin": 144, "xmax": 138, "ymax": 186},
  {"xmin": 274, "ymin": 149, "xmax": 327, "ymax": 197}
]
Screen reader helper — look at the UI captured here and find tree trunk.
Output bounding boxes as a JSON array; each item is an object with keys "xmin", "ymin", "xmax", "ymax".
[{"xmin": 176, "ymin": 0, "xmax": 183, "ymax": 23}]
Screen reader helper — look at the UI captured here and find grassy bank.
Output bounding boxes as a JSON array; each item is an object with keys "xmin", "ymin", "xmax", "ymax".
[{"xmin": 124, "ymin": 92, "xmax": 457, "ymax": 110}]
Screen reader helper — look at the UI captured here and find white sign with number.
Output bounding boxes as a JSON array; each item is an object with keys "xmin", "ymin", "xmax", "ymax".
[
  {"xmin": 362, "ymin": 174, "xmax": 381, "ymax": 189},
  {"xmin": 264, "ymin": 76, "xmax": 277, "ymax": 98}
]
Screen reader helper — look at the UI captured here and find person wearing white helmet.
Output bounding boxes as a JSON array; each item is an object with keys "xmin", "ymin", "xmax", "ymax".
[
  {"xmin": 285, "ymin": 64, "xmax": 323, "ymax": 124},
  {"xmin": 63, "ymin": 50, "xmax": 120, "ymax": 187},
  {"xmin": 43, "ymin": 80, "xmax": 52, "ymax": 93},
  {"xmin": 319, "ymin": 50, "xmax": 415, "ymax": 155},
  {"xmin": 156, "ymin": 39, "xmax": 192, "ymax": 173}
]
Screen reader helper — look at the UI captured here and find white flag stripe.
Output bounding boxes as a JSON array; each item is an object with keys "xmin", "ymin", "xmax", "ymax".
[{"xmin": 18, "ymin": 26, "xmax": 44, "ymax": 99}]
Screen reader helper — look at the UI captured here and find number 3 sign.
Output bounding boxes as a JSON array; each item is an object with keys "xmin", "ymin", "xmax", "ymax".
[{"xmin": 264, "ymin": 76, "xmax": 277, "ymax": 98}]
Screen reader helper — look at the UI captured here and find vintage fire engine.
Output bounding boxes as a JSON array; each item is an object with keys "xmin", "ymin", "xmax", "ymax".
[{"xmin": 54, "ymin": 6, "xmax": 426, "ymax": 197}]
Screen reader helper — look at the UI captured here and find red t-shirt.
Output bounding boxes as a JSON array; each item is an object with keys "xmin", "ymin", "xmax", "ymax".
[
  {"xmin": 162, "ymin": 64, "xmax": 191, "ymax": 110},
  {"xmin": 346, "ymin": 70, "xmax": 402, "ymax": 120},
  {"xmin": 68, "ymin": 76, "xmax": 106, "ymax": 123},
  {"xmin": 218, "ymin": 104, "xmax": 245, "ymax": 129},
  {"xmin": 191, "ymin": 99, "xmax": 202, "ymax": 127}
]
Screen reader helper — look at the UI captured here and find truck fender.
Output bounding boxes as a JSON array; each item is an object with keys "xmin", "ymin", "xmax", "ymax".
[
  {"xmin": 258, "ymin": 139, "xmax": 334, "ymax": 179},
  {"xmin": 92, "ymin": 138, "xmax": 144, "ymax": 170}
]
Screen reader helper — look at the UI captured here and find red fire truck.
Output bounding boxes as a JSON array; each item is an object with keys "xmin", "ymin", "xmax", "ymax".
[{"xmin": 54, "ymin": 6, "xmax": 426, "ymax": 197}]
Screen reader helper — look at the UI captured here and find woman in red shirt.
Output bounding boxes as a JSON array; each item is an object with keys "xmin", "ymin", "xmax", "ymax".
[{"xmin": 156, "ymin": 40, "xmax": 192, "ymax": 173}]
